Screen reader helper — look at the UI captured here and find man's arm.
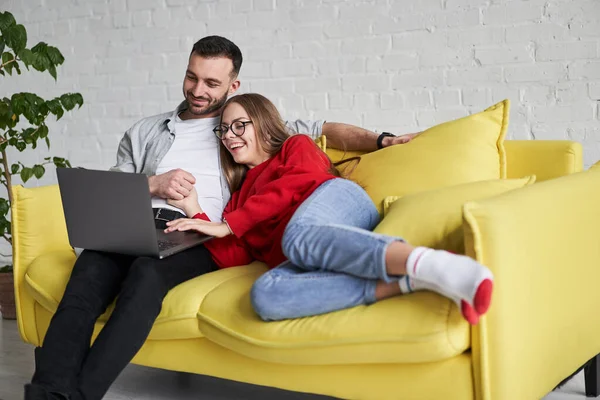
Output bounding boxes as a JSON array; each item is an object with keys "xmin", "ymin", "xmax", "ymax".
[
  {"xmin": 109, "ymin": 129, "xmax": 194, "ymax": 199},
  {"xmin": 322, "ymin": 122, "xmax": 421, "ymax": 152},
  {"xmin": 109, "ymin": 130, "xmax": 136, "ymax": 173},
  {"xmin": 148, "ymin": 169, "xmax": 195, "ymax": 200}
]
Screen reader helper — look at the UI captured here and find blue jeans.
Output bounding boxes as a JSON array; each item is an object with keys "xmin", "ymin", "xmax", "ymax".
[{"xmin": 250, "ymin": 178, "xmax": 404, "ymax": 321}]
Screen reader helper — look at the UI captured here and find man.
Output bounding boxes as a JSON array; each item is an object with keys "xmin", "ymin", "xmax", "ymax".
[{"xmin": 25, "ymin": 36, "xmax": 418, "ymax": 400}]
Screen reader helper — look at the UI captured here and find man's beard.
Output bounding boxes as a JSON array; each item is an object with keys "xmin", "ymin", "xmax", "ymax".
[{"xmin": 186, "ymin": 91, "xmax": 229, "ymax": 117}]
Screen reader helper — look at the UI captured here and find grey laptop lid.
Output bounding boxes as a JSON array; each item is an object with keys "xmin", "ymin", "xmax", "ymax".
[{"xmin": 56, "ymin": 168, "xmax": 211, "ymax": 258}]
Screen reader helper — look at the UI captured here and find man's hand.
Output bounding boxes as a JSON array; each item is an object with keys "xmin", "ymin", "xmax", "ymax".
[
  {"xmin": 167, "ymin": 187, "xmax": 203, "ymax": 217},
  {"xmin": 382, "ymin": 132, "xmax": 422, "ymax": 148},
  {"xmin": 165, "ymin": 218, "xmax": 231, "ymax": 238},
  {"xmin": 148, "ymin": 169, "xmax": 196, "ymax": 200}
]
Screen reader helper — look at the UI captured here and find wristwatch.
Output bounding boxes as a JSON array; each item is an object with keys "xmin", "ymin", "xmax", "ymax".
[{"xmin": 377, "ymin": 132, "xmax": 396, "ymax": 149}]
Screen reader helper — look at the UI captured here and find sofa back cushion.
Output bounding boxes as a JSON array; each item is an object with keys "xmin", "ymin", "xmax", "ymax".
[{"xmin": 340, "ymin": 100, "xmax": 510, "ymax": 213}]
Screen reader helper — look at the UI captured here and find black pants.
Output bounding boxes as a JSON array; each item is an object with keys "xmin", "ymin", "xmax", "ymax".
[{"xmin": 32, "ymin": 241, "xmax": 218, "ymax": 400}]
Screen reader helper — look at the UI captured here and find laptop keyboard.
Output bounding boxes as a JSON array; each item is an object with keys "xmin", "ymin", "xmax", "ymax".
[{"xmin": 157, "ymin": 239, "xmax": 179, "ymax": 252}]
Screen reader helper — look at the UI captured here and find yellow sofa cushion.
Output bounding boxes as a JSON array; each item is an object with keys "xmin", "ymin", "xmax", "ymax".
[
  {"xmin": 24, "ymin": 251, "xmax": 268, "ymax": 341},
  {"xmin": 197, "ymin": 267, "xmax": 470, "ymax": 366},
  {"xmin": 376, "ymin": 176, "xmax": 536, "ymax": 254},
  {"xmin": 349, "ymin": 100, "xmax": 509, "ymax": 213},
  {"xmin": 314, "ymin": 135, "xmax": 327, "ymax": 151}
]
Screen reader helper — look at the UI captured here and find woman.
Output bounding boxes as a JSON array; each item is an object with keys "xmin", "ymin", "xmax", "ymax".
[{"xmin": 166, "ymin": 93, "xmax": 493, "ymax": 325}]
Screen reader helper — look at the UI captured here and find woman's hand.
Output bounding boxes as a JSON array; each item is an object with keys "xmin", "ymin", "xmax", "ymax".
[
  {"xmin": 167, "ymin": 187, "xmax": 203, "ymax": 217},
  {"xmin": 165, "ymin": 218, "xmax": 231, "ymax": 238}
]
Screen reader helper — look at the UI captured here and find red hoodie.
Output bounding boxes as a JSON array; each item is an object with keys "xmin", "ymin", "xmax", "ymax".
[{"xmin": 194, "ymin": 135, "xmax": 337, "ymax": 269}]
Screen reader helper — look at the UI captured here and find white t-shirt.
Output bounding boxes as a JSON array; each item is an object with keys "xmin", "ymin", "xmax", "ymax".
[{"xmin": 151, "ymin": 115, "xmax": 225, "ymax": 221}]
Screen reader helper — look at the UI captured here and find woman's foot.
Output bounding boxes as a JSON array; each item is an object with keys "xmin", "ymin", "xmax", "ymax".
[
  {"xmin": 404, "ymin": 247, "xmax": 494, "ymax": 324},
  {"xmin": 400, "ymin": 276, "xmax": 482, "ymax": 324}
]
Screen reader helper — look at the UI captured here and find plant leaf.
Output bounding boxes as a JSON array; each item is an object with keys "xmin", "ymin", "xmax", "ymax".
[
  {"xmin": 32, "ymin": 164, "xmax": 45, "ymax": 179},
  {"xmin": 0, "ymin": 199, "xmax": 8, "ymax": 216},
  {"xmin": 1, "ymin": 51, "xmax": 14, "ymax": 75},
  {"xmin": 73, "ymin": 93, "xmax": 84, "ymax": 108},
  {"xmin": 0, "ymin": 99, "xmax": 10, "ymax": 130},
  {"xmin": 46, "ymin": 98, "xmax": 64, "ymax": 120},
  {"xmin": 0, "ymin": 12, "xmax": 16, "ymax": 32},
  {"xmin": 38, "ymin": 124, "xmax": 48, "ymax": 138},
  {"xmin": 60, "ymin": 94, "xmax": 75, "ymax": 111},
  {"xmin": 20, "ymin": 166, "xmax": 33, "ymax": 182},
  {"xmin": 31, "ymin": 42, "xmax": 48, "ymax": 54},
  {"xmin": 52, "ymin": 157, "xmax": 72, "ymax": 168},
  {"xmin": 18, "ymin": 48, "xmax": 33, "ymax": 67},
  {"xmin": 0, "ymin": 265, "xmax": 12, "ymax": 273},
  {"xmin": 4, "ymin": 24, "xmax": 27, "ymax": 54},
  {"xmin": 46, "ymin": 46, "xmax": 64, "ymax": 65},
  {"xmin": 10, "ymin": 163, "xmax": 19, "ymax": 174},
  {"xmin": 48, "ymin": 63, "xmax": 56, "ymax": 80},
  {"xmin": 31, "ymin": 52, "xmax": 50, "ymax": 72}
]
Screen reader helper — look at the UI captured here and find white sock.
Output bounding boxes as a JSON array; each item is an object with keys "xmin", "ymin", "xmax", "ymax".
[
  {"xmin": 397, "ymin": 275, "xmax": 415, "ymax": 294},
  {"xmin": 404, "ymin": 247, "xmax": 493, "ymax": 308},
  {"xmin": 398, "ymin": 275, "xmax": 462, "ymax": 306}
]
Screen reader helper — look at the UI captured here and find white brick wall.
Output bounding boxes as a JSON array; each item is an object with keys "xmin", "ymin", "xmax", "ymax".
[{"xmin": 3, "ymin": 0, "xmax": 600, "ymax": 180}]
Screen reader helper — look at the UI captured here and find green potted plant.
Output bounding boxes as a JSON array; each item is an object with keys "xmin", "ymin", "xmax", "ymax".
[{"xmin": 0, "ymin": 11, "xmax": 83, "ymax": 319}]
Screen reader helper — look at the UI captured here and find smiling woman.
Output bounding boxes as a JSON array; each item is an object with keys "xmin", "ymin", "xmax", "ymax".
[{"xmin": 166, "ymin": 93, "xmax": 494, "ymax": 327}]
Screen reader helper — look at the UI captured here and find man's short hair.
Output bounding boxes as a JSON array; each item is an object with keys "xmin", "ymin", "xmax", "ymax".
[{"xmin": 191, "ymin": 36, "xmax": 243, "ymax": 78}]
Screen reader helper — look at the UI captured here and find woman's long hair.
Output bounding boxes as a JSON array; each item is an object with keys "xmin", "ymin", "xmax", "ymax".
[{"xmin": 218, "ymin": 93, "xmax": 353, "ymax": 193}]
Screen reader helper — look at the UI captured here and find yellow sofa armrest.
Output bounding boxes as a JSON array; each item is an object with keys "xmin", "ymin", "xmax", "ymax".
[
  {"xmin": 11, "ymin": 184, "xmax": 73, "ymax": 344},
  {"xmin": 505, "ymin": 140, "xmax": 582, "ymax": 181},
  {"xmin": 463, "ymin": 168, "xmax": 600, "ymax": 400}
]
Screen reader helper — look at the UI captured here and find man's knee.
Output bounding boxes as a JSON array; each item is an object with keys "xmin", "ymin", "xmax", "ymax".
[{"xmin": 122, "ymin": 258, "xmax": 168, "ymax": 301}]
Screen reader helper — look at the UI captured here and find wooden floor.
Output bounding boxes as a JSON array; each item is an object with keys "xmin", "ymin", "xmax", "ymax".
[{"xmin": 0, "ymin": 317, "xmax": 590, "ymax": 400}]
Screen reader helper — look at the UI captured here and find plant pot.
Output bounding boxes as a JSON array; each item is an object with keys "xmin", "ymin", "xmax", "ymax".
[{"xmin": 0, "ymin": 272, "xmax": 16, "ymax": 320}]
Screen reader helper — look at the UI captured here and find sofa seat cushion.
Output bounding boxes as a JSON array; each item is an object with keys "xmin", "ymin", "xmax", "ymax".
[
  {"xmin": 197, "ymin": 268, "xmax": 470, "ymax": 365},
  {"xmin": 24, "ymin": 251, "xmax": 268, "ymax": 341}
]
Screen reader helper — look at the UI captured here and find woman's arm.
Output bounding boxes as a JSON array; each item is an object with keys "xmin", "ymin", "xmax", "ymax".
[
  {"xmin": 164, "ymin": 218, "xmax": 231, "ymax": 238},
  {"xmin": 167, "ymin": 187, "xmax": 204, "ymax": 217}
]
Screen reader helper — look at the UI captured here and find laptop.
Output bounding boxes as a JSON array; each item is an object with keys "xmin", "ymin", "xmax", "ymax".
[{"xmin": 57, "ymin": 168, "xmax": 213, "ymax": 259}]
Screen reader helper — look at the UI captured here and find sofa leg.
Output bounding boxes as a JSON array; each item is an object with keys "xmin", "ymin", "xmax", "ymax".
[{"xmin": 585, "ymin": 354, "xmax": 600, "ymax": 397}]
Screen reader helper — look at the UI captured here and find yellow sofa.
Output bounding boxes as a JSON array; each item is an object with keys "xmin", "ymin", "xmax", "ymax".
[{"xmin": 11, "ymin": 139, "xmax": 599, "ymax": 400}]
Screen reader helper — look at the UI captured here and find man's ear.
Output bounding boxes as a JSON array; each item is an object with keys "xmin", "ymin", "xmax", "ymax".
[{"xmin": 228, "ymin": 79, "xmax": 240, "ymax": 95}]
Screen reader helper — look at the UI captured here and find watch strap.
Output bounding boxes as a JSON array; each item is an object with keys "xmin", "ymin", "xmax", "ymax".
[{"xmin": 377, "ymin": 132, "xmax": 395, "ymax": 149}]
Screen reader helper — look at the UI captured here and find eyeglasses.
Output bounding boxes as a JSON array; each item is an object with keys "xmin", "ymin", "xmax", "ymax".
[{"xmin": 213, "ymin": 121, "xmax": 253, "ymax": 140}]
